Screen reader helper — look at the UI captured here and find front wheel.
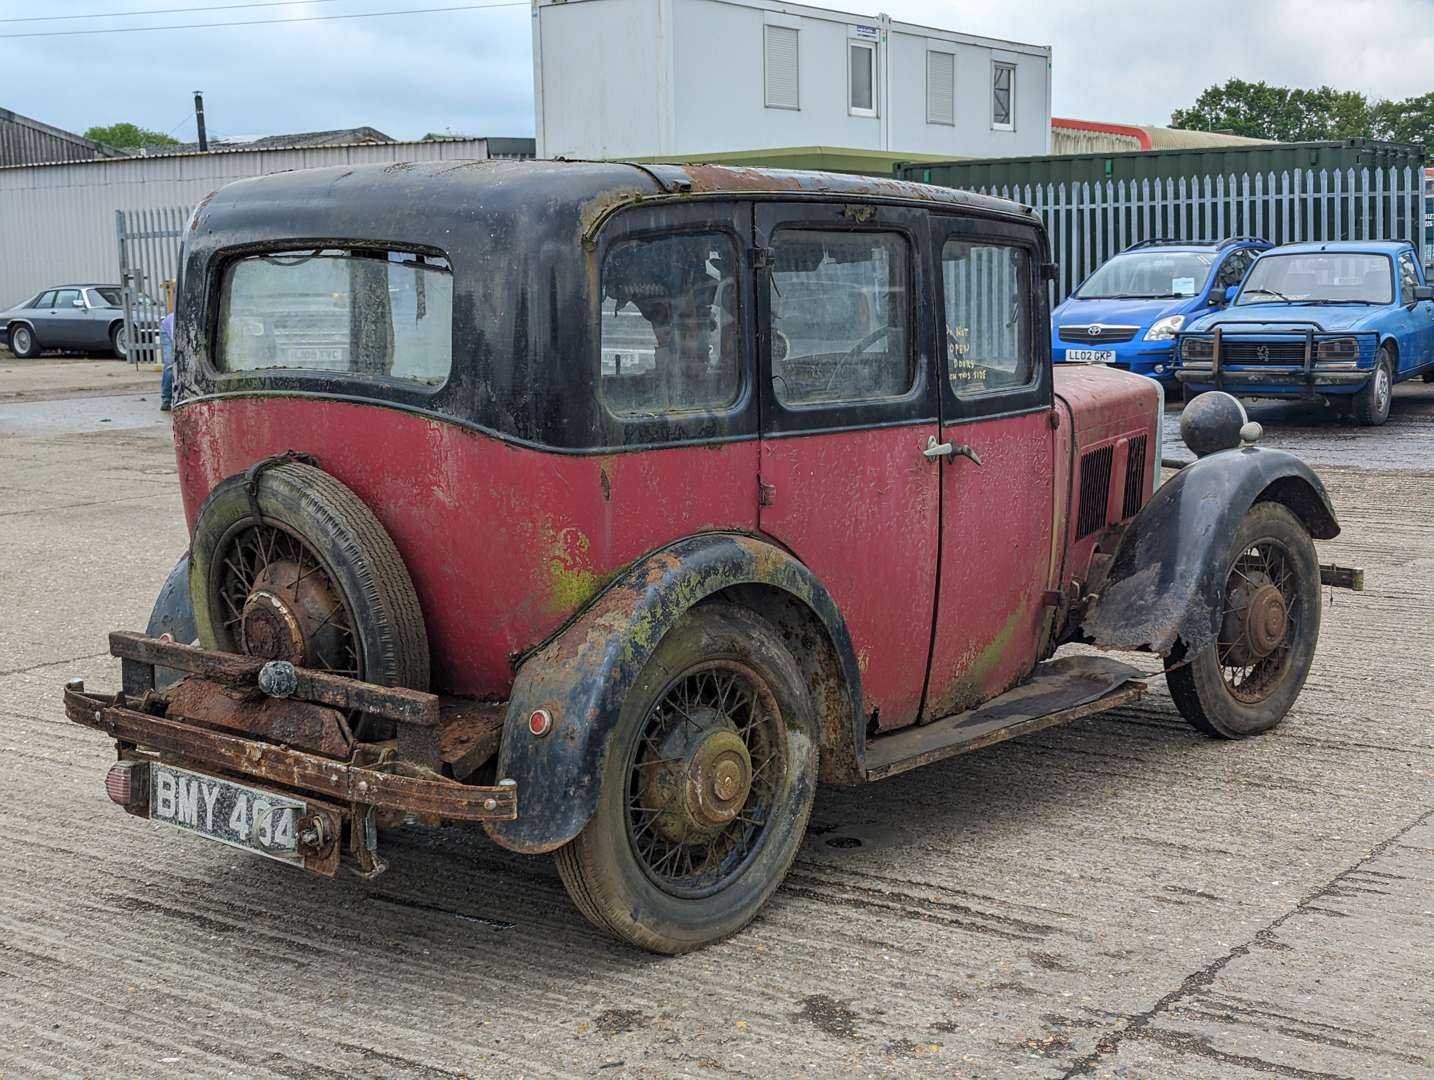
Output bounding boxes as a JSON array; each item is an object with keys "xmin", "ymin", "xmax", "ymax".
[
  {"xmin": 1165, "ymin": 502, "xmax": 1321, "ymax": 739},
  {"xmin": 1351, "ymin": 347, "xmax": 1393, "ymax": 426},
  {"xmin": 9, "ymin": 324, "xmax": 40, "ymax": 359},
  {"xmin": 555, "ymin": 603, "xmax": 818, "ymax": 954}
]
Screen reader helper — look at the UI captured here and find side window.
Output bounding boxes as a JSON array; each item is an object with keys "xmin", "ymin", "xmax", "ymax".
[
  {"xmin": 848, "ymin": 41, "xmax": 876, "ymax": 116},
  {"xmin": 1398, "ymin": 252, "xmax": 1419, "ymax": 304},
  {"xmin": 53, "ymin": 288, "xmax": 81, "ymax": 309},
  {"xmin": 1215, "ymin": 250, "xmax": 1252, "ymax": 291},
  {"xmin": 32, "ymin": 290, "xmax": 56, "ymax": 309},
  {"xmin": 942, "ymin": 239, "xmax": 1032, "ymax": 395},
  {"xmin": 600, "ymin": 232, "xmax": 741, "ymax": 417},
  {"xmin": 768, "ymin": 229, "xmax": 911, "ymax": 406},
  {"xmin": 764, "ymin": 26, "xmax": 799, "ymax": 110},
  {"xmin": 991, "ymin": 62, "xmax": 1015, "ymax": 130}
]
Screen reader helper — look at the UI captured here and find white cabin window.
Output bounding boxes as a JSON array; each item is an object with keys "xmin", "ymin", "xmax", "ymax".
[
  {"xmin": 992, "ymin": 61, "xmax": 1015, "ymax": 130},
  {"xmin": 926, "ymin": 50, "xmax": 955, "ymax": 125},
  {"xmin": 848, "ymin": 40, "xmax": 876, "ymax": 116},
  {"xmin": 764, "ymin": 26, "xmax": 800, "ymax": 110}
]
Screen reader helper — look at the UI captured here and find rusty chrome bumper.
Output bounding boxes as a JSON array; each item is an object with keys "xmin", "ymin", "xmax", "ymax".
[{"xmin": 64, "ymin": 633, "xmax": 517, "ymax": 876}]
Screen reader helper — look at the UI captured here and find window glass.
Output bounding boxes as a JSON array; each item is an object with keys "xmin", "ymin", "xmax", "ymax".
[
  {"xmin": 768, "ymin": 229, "xmax": 911, "ymax": 406},
  {"xmin": 1214, "ymin": 250, "xmax": 1252, "ymax": 290},
  {"xmin": 1237, "ymin": 252, "xmax": 1392, "ymax": 305},
  {"xmin": 53, "ymin": 288, "xmax": 81, "ymax": 308},
  {"xmin": 849, "ymin": 43, "xmax": 875, "ymax": 113},
  {"xmin": 600, "ymin": 232, "xmax": 741, "ymax": 417},
  {"xmin": 217, "ymin": 249, "xmax": 452, "ymax": 386},
  {"xmin": 942, "ymin": 239, "xmax": 1032, "ymax": 395},
  {"xmin": 88, "ymin": 287, "xmax": 122, "ymax": 307},
  {"xmin": 32, "ymin": 291, "xmax": 55, "ymax": 309},
  {"xmin": 992, "ymin": 62, "xmax": 1015, "ymax": 128},
  {"xmin": 1398, "ymin": 252, "xmax": 1419, "ymax": 304}
]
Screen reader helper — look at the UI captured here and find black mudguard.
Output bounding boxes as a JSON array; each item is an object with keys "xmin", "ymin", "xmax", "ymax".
[
  {"xmin": 484, "ymin": 532, "xmax": 864, "ymax": 855},
  {"xmin": 1082, "ymin": 446, "xmax": 1338, "ymax": 656},
  {"xmin": 146, "ymin": 555, "xmax": 198, "ymax": 687}
]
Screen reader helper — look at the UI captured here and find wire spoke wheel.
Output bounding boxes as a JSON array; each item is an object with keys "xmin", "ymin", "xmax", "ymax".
[
  {"xmin": 625, "ymin": 660, "xmax": 787, "ymax": 899},
  {"xmin": 210, "ymin": 519, "xmax": 362, "ymax": 680},
  {"xmin": 1215, "ymin": 538, "xmax": 1298, "ymax": 704}
]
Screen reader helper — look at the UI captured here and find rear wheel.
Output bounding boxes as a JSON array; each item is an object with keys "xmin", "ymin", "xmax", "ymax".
[
  {"xmin": 188, "ymin": 462, "xmax": 430, "ymax": 709},
  {"xmin": 9, "ymin": 324, "xmax": 39, "ymax": 358},
  {"xmin": 1351, "ymin": 347, "xmax": 1393, "ymax": 426},
  {"xmin": 1165, "ymin": 502, "xmax": 1320, "ymax": 738},
  {"xmin": 110, "ymin": 322, "xmax": 129, "ymax": 361},
  {"xmin": 555, "ymin": 603, "xmax": 817, "ymax": 954}
]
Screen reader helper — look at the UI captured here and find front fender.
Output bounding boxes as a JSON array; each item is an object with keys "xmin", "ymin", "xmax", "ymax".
[
  {"xmin": 1082, "ymin": 447, "xmax": 1338, "ymax": 655},
  {"xmin": 484, "ymin": 532, "xmax": 863, "ymax": 854},
  {"xmin": 146, "ymin": 555, "xmax": 197, "ymax": 687}
]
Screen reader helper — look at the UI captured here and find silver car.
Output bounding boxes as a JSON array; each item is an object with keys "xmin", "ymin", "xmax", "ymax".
[{"xmin": 0, "ymin": 284, "xmax": 154, "ymax": 360}]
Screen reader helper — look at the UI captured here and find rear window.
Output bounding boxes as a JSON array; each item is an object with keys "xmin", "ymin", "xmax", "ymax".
[{"xmin": 217, "ymin": 249, "xmax": 452, "ymax": 386}]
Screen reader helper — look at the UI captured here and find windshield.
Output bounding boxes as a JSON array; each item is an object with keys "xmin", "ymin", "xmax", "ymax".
[
  {"xmin": 1075, "ymin": 251, "xmax": 1215, "ymax": 300},
  {"xmin": 1236, "ymin": 252, "xmax": 1393, "ymax": 305}
]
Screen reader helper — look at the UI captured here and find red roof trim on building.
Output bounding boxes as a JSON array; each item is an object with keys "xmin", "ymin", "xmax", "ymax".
[{"xmin": 1052, "ymin": 117, "xmax": 1153, "ymax": 151}]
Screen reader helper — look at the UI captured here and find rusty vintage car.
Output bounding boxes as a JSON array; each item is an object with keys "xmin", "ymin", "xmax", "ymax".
[{"xmin": 64, "ymin": 161, "xmax": 1358, "ymax": 953}]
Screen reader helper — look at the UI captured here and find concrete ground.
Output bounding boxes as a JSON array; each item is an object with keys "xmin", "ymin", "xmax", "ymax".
[{"xmin": 1, "ymin": 367, "xmax": 1431, "ymax": 1079}]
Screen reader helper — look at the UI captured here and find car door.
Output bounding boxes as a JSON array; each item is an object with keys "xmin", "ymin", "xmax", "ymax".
[
  {"xmin": 1394, "ymin": 250, "xmax": 1434, "ymax": 374},
  {"xmin": 754, "ymin": 201, "xmax": 940, "ymax": 733},
  {"xmin": 921, "ymin": 214, "xmax": 1056, "ymax": 722},
  {"xmin": 46, "ymin": 288, "xmax": 88, "ymax": 348}
]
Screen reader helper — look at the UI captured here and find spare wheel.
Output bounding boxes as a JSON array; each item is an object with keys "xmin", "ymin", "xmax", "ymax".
[{"xmin": 188, "ymin": 460, "xmax": 430, "ymax": 704}]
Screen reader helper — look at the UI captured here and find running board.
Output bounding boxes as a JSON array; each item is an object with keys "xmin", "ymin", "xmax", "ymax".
[{"xmin": 863, "ymin": 655, "xmax": 1146, "ymax": 781}]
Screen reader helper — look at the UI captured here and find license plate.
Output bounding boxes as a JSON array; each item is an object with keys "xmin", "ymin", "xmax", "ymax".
[
  {"xmin": 283, "ymin": 347, "xmax": 344, "ymax": 365},
  {"xmin": 149, "ymin": 764, "xmax": 305, "ymax": 864},
  {"xmin": 1065, "ymin": 349, "xmax": 1117, "ymax": 364}
]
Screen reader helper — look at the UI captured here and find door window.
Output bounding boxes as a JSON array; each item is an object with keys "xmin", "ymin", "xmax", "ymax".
[
  {"xmin": 1214, "ymin": 249, "xmax": 1253, "ymax": 291},
  {"xmin": 1398, "ymin": 251, "xmax": 1420, "ymax": 304},
  {"xmin": 53, "ymin": 288, "xmax": 82, "ymax": 309},
  {"xmin": 600, "ymin": 231, "xmax": 742, "ymax": 416},
  {"xmin": 941, "ymin": 240, "xmax": 1032, "ymax": 396},
  {"xmin": 32, "ymin": 291, "xmax": 56, "ymax": 309},
  {"xmin": 767, "ymin": 229, "xmax": 911, "ymax": 406}
]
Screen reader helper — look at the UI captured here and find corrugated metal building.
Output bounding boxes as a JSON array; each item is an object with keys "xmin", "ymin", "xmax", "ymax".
[
  {"xmin": 0, "ymin": 137, "xmax": 529, "ymax": 306},
  {"xmin": 0, "ymin": 107, "xmax": 124, "ymax": 168}
]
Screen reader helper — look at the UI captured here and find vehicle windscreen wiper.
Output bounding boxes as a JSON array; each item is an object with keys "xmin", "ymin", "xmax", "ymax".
[
  {"xmin": 1302, "ymin": 299, "xmax": 1373, "ymax": 305},
  {"xmin": 1240, "ymin": 288, "xmax": 1293, "ymax": 301}
]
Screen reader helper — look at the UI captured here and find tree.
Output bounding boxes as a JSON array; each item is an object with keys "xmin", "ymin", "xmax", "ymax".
[
  {"xmin": 1371, "ymin": 90, "xmax": 1434, "ymax": 150},
  {"xmin": 1170, "ymin": 79, "xmax": 1372, "ymax": 142},
  {"xmin": 84, "ymin": 122, "xmax": 179, "ymax": 148}
]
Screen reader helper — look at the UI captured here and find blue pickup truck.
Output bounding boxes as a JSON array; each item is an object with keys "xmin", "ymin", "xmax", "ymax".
[
  {"xmin": 1051, "ymin": 237, "xmax": 1270, "ymax": 381},
  {"xmin": 1176, "ymin": 240, "xmax": 1434, "ymax": 425}
]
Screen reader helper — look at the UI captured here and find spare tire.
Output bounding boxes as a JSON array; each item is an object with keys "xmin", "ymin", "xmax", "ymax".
[{"xmin": 188, "ymin": 460, "xmax": 430, "ymax": 693}]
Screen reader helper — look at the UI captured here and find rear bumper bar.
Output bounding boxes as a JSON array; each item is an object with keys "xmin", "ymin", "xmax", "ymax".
[{"xmin": 64, "ymin": 685, "xmax": 517, "ymax": 823}]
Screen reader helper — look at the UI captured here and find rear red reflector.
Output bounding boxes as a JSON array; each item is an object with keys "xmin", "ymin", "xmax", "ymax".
[
  {"xmin": 528, "ymin": 709, "xmax": 552, "ymax": 737},
  {"xmin": 105, "ymin": 761, "xmax": 148, "ymax": 808}
]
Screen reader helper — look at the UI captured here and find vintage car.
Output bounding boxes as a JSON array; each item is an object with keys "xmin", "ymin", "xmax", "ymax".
[
  {"xmin": 63, "ymin": 162, "xmax": 1359, "ymax": 954},
  {"xmin": 0, "ymin": 283, "xmax": 157, "ymax": 360},
  {"xmin": 1176, "ymin": 240, "xmax": 1434, "ymax": 425}
]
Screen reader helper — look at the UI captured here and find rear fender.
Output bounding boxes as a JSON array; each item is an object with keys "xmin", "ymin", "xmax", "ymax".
[
  {"xmin": 484, "ymin": 532, "xmax": 863, "ymax": 854},
  {"xmin": 147, "ymin": 555, "xmax": 197, "ymax": 687},
  {"xmin": 1081, "ymin": 447, "xmax": 1338, "ymax": 655}
]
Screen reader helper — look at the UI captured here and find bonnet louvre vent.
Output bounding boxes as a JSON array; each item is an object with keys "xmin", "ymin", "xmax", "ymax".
[
  {"xmin": 1122, "ymin": 435, "xmax": 1148, "ymax": 519},
  {"xmin": 1076, "ymin": 444, "xmax": 1114, "ymax": 539}
]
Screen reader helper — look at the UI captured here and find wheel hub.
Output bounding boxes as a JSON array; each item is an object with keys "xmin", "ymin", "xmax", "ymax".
[
  {"xmin": 1221, "ymin": 574, "xmax": 1287, "ymax": 666},
  {"xmin": 238, "ymin": 559, "xmax": 344, "ymax": 666},
  {"xmin": 641, "ymin": 712, "xmax": 753, "ymax": 843}
]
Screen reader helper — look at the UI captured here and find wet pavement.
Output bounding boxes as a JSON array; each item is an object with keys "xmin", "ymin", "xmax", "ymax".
[{"xmin": 0, "ymin": 392, "xmax": 171, "ymax": 438}]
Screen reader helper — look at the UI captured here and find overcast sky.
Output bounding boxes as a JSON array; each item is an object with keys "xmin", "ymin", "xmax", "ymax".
[{"xmin": 2, "ymin": 0, "xmax": 1432, "ymax": 143}]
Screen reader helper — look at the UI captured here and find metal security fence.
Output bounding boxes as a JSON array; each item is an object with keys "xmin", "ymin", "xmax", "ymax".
[
  {"xmin": 967, "ymin": 167, "xmax": 1427, "ymax": 302},
  {"xmin": 115, "ymin": 206, "xmax": 191, "ymax": 366}
]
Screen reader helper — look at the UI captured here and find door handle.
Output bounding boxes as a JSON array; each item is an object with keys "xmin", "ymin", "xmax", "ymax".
[{"xmin": 924, "ymin": 436, "xmax": 983, "ymax": 465}]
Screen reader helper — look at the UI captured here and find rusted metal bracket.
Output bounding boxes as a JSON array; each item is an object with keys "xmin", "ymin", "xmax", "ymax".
[
  {"xmin": 1319, "ymin": 563, "xmax": 1364, "ymax": 591},
  {"xmin": 65, "ymin": 686, "xmax": 518, "ymax": 822},
  {"xmin": 241, "ymin": 449, "xmax": 317, "ymax": 525}
]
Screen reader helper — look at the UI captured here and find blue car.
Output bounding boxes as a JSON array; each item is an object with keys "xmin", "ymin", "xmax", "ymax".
[
  {"xmin": 1052, "ymin": 237, "xmax": 1271, "ymax": 382},
  {"xmin": 1176, "ymin": 240, "xmax": 1434, "ymax": 426}
]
